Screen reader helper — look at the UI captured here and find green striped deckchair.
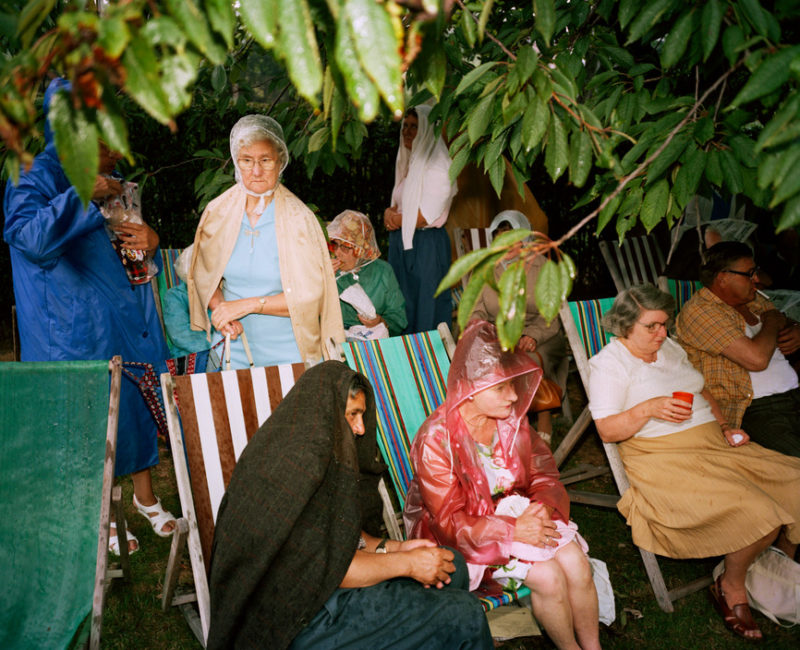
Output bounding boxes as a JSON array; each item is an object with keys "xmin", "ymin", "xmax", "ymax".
[
  {"xmin": 152, "ymin": 248, "xmax": 184, "ymax": 345},
  {"xmin": 558, "ymin": 298, "xmax": 712, "ymax": 613},
  {"xmin": 341, "ymin": 326, "xmax": 534, "ymax": 613},
  {"xmin": 664, "ymin": 278, "xmax": 702, "ymax": 311},
  {"xmin": 0, "ymin": 358, "xmax": 124, "ymax": 649}
]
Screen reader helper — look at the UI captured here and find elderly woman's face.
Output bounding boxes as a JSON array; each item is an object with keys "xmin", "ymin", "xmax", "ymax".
[
  {"xmin": 469, "ymin": 379, "xmax": 518, "ymax": 420},
  {"xmin": 402, "ymin": 113, "xmax": 418, "ymax": 150},
  {"xmin": 332, "ymin": 239, "xmax": 359, "ymax": 271},
  {"xmin": 237, "ymin": 140, "xmax": 280, "ymax": 193},
  {"xmin": 626, "ymin": 309, "xmax": 669, "ymax": 354}
]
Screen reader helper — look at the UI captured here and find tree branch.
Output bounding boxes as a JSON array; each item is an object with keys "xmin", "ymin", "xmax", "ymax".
[{"xmin": 553, "ymin": 63, "xmax": 741, "ymax": 248}]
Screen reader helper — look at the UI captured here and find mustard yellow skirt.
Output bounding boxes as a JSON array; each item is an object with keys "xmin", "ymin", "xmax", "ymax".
[{"xmin": 617, "ymin": 422, "xmax": 800, "ymax": 558}]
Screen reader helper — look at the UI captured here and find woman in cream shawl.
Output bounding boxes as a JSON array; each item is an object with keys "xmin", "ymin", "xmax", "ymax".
[
  {"xmin": 187, "ymin": 115, "xmax": 343, "ymax": 367},
  {"xmin": 384, "ymin": 105, "xmax": 457, "ymax": 334}
]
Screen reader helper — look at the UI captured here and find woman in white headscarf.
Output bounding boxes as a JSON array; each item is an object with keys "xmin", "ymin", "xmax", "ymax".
[
  {"xmin": 384, "ymin": 105, "xmax": 458, "ymax": 334},
  {"xmin": 187, "ymin": 114, "xmax": 343, "ymax": 367},
  {"xmin": 471, "ymin": 210, "xmax": 568, "ymax": 440}
]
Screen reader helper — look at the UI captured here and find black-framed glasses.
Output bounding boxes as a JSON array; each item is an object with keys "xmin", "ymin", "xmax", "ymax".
[
  {"xmin": 238, "ymin": 157, "xmax": 277, "ymax": 171},
  {"xmin": 637, "ymin": 320, "xmax": 668, "ymax": 333},
  {"xmin": 722, "ymin": 266, "xmax": 760, "ymax": 279}
]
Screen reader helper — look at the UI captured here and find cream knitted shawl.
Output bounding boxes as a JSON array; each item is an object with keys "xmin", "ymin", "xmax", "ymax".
[{"xmin": 187, "ymin": 183, "xmax": 344, "ymax": 363}]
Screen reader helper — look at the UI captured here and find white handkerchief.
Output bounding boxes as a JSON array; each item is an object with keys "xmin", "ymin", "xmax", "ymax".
[{"xmin": 339, "ymin": 283, "xmax": 377, "ymax": 319}]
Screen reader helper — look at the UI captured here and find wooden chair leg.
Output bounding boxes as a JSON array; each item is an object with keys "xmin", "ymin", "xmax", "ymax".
[
  {"xmin": 162, "ymin": 518, "xmax": 190, "ymax": 611},
  {"xmin": 639, "ymin": 547, "xmax": 674, "ymax": 613},
  {"xmin": 111, "ymin": 485, "xmax": 130, "ymax": 579}
]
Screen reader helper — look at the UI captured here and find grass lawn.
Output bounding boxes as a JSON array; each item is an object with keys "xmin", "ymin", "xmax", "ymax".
[{"xmin": 99, "ymin": 377, "xmax": 800, "ymax": 649}]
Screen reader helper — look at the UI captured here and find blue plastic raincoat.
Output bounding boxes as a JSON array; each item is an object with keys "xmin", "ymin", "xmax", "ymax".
[{"xmin": 2, "ymin": 79, "xmax": 168, "ymax": 476}]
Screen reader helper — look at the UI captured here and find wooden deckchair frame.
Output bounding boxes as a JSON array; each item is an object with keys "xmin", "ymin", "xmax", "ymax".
[
  {"xmin": 558, "ymin": 300, "xmax": 712, "ymax": 612},
  {"xmin": 599, "ymin": 236, "xmax": 666, "ymax": 293}
]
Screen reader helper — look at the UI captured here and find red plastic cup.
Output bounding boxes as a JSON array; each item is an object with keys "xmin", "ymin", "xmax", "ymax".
[{"xmin": 672, "ymin": 391, "xmax": 694, "ymax": 406}]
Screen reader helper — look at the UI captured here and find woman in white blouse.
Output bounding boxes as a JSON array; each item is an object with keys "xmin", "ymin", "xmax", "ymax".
[{"xmin": 587, "ymin": 284, "xmax": 800, "ymax": 642}]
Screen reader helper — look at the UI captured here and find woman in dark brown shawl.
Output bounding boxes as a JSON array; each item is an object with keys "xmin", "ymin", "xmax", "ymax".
[{"xmin": 207, "ymin": 361, "xmax": 491, "ymax": 649}]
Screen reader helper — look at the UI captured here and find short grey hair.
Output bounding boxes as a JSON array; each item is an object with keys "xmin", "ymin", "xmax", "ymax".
[
  {"xmin": 602, "ymin": 284, "xmax": 675, "ymax": 338},
  {"xmin": 347, "ymin": 376, "xmax": 367, "ymax": 400}
]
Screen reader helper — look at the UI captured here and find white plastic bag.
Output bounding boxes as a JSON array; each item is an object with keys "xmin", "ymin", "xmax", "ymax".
[{"xmin": 590, "ymin": 557, "xmax": 616, "ymax": 626}]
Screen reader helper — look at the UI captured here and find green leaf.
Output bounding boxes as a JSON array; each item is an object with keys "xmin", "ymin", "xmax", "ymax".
[
  {"xmin": 307, "ymin": 126, "xmax": 329, "ymax": 153},
  {"xmin": 477, "ymin": 0, "xmax": 495, "ymax": 42},
  {"xmin": 534, "ymin": 0, "xmax": 556, "ymax": 46},
  {"xmin": 701, "ymin": 0, "xmax": 723, "ymax": 62},
  {"xmin": 98, "ymin": 16, "xmax": 131, "ymax": 58},
  {"xmin": 160, "ymin": 53, "xmax": 199, "ymax": 114},
  {"xmin": 166, "ymin": 0, "xmax": 226, "ymax": 64},
  {"xmin": 618, "ymin": 184, "xmax": 644, "ymax": 218},
  {"xmin": 449, "ymin": 144, "xmax": 471, "ymax": 184},
  {"xmin": 211, "ymin": 65, "xmax": 227, "ymax": 93},
  {"xmin": 205, "ymin": 0, "xmax": 236, "ymax": 49},
  {"xmin": 491, "ymin": 229, "xmax": 533, "ymax": 249},
  {"xmin": 559, "ymin": 253, "xmax": 576, "ymax": 302},
  {"xmin": 660, "ymin": 9, "xmax": 694, "ymax": 69},
  {"xmin": 722, "ymin": 24, "xmax": 744, "ymax": 65},
  {"xmin": 239, "ymin": 0, "xmax": 278, "ymax": 49},
  {"xmin": 770, "ymin": 159, "xmax": 800, "ymax": 207},
  {"xmin": 646, "ymin": 130, "xmax": 690, "ymax": 185},
  {"xmin": 533, "ymin": 259, "xmax": 562, "ymax": 328},
  {"xmin": 122, "ymin": 38, "xmax": 173, "ymax": 125},
  {"xmin": 141, "ymin": 17, "xmax": 186, "ymax": 49},
  {"xmin": 460, "ymin": 7, "xmax": 476, "ymax": 48},
  {"xmin": 331, "ymin": 87, "xmax": 347, "ymax": 149},
  {"xmin": 673, "ymin": 145, "xmax": 705, "ymax": 208},
  {"xmin": 497, "ymin": 261, "xmax": 526, "ymax": 350},
  {"xmin": 640, "ymin": 178, "xmax": 669, "ymax": 231},
  {"xmin": 278, "ymin": 0, "xmax": 323, "ymax": 105},
  {"xmin": 776, "ymin": 194, "xmax": 800, "ymax": 232},
  {"xmin": 739, "ymin": 0, "xmax": 768, "ymax": 37},
  {"xmin": 544, "ymin": 114, "xmax": 568, "ymax": 182},
  {"xmin": 49, "ymin": 93, "xmax": 98, "ymax": 205},
  {"xmin": 704, "ymin": 148, "xmax": 723, "ymax": 187},
  {"xmin": 514, "ymin": 47, "xmax": 538, "ymax": 87},
  {"xmin": 693, "ymin": 116, "xmax": 715, "ymax": 146},
  {"xmin": 719, "ymin": 149, "xmax": 744, "ymax": 194},
  {"xmin": 457, "ymin": 257, "xmax": 496, "ymax": 329},
  {"xmin": 596, "ymin": 194, "xmax": 622, "ymax": 235},
  {"xmin": 454, "ymin": 62, "xmax": 499, "ymax": 96},
  {"xmin": 345, "ymin": 0, "xmax": 403, "ymax": 113},
  {"xmin": 568, "ymin": 129, "xmax": 592, "ymax": 188},
  {"xmin": 436, "ymin": 246, "xmax": 500, "ymax": 294},
  {"xmin": 468, "ymin": 91, "xmax": 496, "ymax": 144},
  {"xmin": 488, "ymin": 154, "xmax": 505, "ymax": 197},
  {"xmin": 95, "ymin": 106, "xmax": 130, "ymax": 161},
  {"xmin": 334, "ymin": 12, "xmax": 379, "ymax": 121},
  {"xmin": 522, "ymin": 96, "xmax": 550, "ymax": 152},
  {"xmin": 730, "ymin": 46, "xmax": 800, "ymax": 108},
  {"xmin": 16, "ymin": 0, "xmax": 56, "ymax": 48},
  {"xmin": 626, "ymin": 0, "xmax": 673, "ymax": 45},
  {"xmin": 755, "ymin": 92, "xmax": 800, "ymax": 152},
  {"xmin": 423, "ymin": 46, "xmax": 447, "ymax": 101},
  {"xmin": 618, "ymin": 0, "xmax": 638, "ymax": 30}
]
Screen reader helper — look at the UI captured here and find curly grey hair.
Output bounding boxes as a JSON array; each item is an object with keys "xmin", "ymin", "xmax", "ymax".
[{"xmin": 602, "ymin": 284, "xmax": 676, "ymax": 338}]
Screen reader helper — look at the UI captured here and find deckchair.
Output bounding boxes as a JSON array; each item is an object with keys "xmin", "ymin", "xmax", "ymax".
[
  {"xmin": 150, "ymin": 247, "xmax": 184, "ymax": 344},
  {"xmin": 0, "ymin": 357, "xmax": 125, "ymax": 649},
  {"xmin": 558, "ymin": 299, "xmax": 712, "ymax": 612},
  {"xmin": 598, "ymin": 235, "xmax": 666, "ymax": 293},
  {"xmin": 160, "ymin": 362, "xmax": 306, "ymax": 644},
  {"xmin": 338, "ymin": 325, "xmax": 537, "ymax": 613},
  {"xmin": 665, "ymin": 278, "xmax": 703, "ymax": 312}
]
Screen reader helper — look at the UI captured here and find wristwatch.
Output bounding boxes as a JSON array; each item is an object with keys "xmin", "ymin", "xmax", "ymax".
[
  {"xmin": 375, "ymin": 537, "xmax": 388, "ymax": 554},
  {"xmin": 258, "ymin": 296, "xmax": 266, "ymax": 313}
]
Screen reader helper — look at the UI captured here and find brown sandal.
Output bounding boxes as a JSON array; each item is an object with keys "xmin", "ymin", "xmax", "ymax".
[{"xmin": 709, "ymin": 575, "xmax": 763, "ymax": 642}]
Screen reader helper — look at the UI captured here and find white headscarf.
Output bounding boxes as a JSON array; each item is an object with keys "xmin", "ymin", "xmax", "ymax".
[
  {"xmin": 489, "ymin": 210, "xmax": 532, "ymax": 236},
  {"xmin": 229, "ymin": 114, "xmax": 290, "ymax": 215},
  {"xmin": 393, "ymin": 104, "xmax": 458, "ymax": 250}
]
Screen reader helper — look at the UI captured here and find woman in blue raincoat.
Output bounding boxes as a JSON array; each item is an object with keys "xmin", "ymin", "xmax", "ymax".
[{"xmin": 3, "ymin": 78, "xmax": 175, "ymax": 554}]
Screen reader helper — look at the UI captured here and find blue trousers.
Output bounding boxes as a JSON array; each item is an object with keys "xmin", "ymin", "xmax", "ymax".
[
  {"xmin": 388, "ymin": 228, "xmax": 452, "ymax": 334},
  {"xmin": 290, "ymin": 548, "xmax": 492, "ymax": 649}
]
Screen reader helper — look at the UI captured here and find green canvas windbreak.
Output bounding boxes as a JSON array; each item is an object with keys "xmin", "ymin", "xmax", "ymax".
[{"xmin": 0, "ymin": 360, "xmax": 109, "ymax": 649}]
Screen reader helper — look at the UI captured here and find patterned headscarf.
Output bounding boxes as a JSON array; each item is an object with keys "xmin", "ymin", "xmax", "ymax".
[{"xmin": 327, "ymin": 210, "xmax": 380, "ymax": 273}]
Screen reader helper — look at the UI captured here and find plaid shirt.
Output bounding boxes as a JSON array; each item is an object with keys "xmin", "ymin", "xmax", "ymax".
[{"xmin": 676, "ymin": 287, "xmax": 774, "ymax": 427}]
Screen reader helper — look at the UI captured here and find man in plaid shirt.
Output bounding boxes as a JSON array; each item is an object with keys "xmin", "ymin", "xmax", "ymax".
[{"xmin": 677, "ymin": 241, "xmax": 800, "ymax": 457}]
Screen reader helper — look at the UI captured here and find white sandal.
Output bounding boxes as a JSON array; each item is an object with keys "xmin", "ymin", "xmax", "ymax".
[
  {"xmin": 133, "ymin": 494, "xmax": 177, "ymax": 537},
  {"xmin": 109, "ymin": 523, "xmax": 139, "ymax": 555}
]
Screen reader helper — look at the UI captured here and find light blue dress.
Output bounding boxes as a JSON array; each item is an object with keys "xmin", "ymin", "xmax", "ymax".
[{"xmin": 212, "ymin": 203, "xmax": 302, "ymax": 368}]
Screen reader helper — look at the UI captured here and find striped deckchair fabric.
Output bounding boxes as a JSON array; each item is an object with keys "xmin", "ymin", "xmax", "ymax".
[
  {"xmin": 342, "ymin": 330, "xmax": 449, "ymax": 507},
  {"xmin": 665, "ymin": 278, "xmax": 702, "ymax": 312},
  {"xmin": 158, "ymin": 247, "xmax": 184, "ymax": 292},
  {"xmin": 170, "ymin": 364, "xmax": 305, "ymax": 572},
  {"xmin": 567, "ymin": 298, "xmax": 616, "ymax": 361},
  {"xmin": 160, "ymin": 362, "xmax": 304, "ymax": 642}
]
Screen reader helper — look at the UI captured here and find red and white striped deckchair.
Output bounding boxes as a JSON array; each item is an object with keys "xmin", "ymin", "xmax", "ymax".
[{"xmin": 160, "ymin": 363, "xmax": 305, "ymax": 645}]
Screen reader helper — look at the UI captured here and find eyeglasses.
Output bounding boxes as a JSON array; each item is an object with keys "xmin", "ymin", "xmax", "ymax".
[
  {"xmin": 238, "ymin": 157, "xmax": 277, "ymax": 171},
  {"xmin": 637, "ymin": 320, "xmax": 668, "ymax": 333},
  {"xmin": 333, "ymin": 240, "xmax": 356, "ymax": 252},
  {"xmin": 722, "ymin": 266, "xmax": 760, "ymax": 279}
]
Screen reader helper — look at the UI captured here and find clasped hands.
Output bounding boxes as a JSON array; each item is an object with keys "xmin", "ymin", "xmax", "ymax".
[
  {"xmin": 211, "ymin": 301, "xmax": 247, "ymax": 339},
  {"xmin": 398, "ymin": 538, "xmax": 456, "ymax": 589},
  {"xmin": 513, "ymin": 501, "xmax": 560, "ymax": 548}
]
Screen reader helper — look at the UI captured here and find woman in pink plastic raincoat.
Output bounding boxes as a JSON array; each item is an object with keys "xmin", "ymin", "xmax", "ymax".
[{"xmin": 404, "ymin": 320, "xmax": 600, "ymax": 650}]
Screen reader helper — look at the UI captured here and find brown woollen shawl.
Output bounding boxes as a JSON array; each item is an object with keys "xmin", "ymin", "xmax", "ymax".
[{"xmin": 206, "ymin": 361, "xmax": 383, "ymax": 649}]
